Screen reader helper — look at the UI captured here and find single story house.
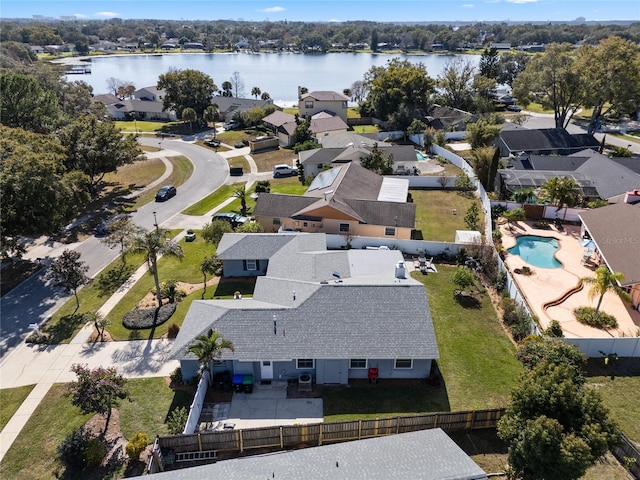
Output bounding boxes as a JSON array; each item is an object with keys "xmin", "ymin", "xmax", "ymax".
[
  {"xmin": 253, "ymin": 162, "xmax": 416, "ymax": 239},
  {"xmin": 97, "ymin": 98, "xmax": 177, "ymax": 121},
  {"xmin": 579, "ymin": 202, "xmax": 640, "ymax": 310},
  {"xmin": 170, "ymin": 233, "xmax": 439, "ymax": 385},
  {"xmin": 262, "ymin": 110, "xmax": 297, "ymax": 146},
  {"xmin": 426, "ymin": 105, "xmax": 478, "ymax": 131},
  {"xmin": 212, "ymin": 96, "xmax": 275, "ymax": 122},
  {"xmin": 298, "ymin": 90, "xmax": 349, "ymax": 123},
  {"xmin": 133, "ymin": 429, "xmax": 487, "ymax": 480},
  {"xmin": 496, "ymin": 127, "xmax": 600, "ymax": 157},
  {"xmin": 309, "ymin": 112, "xmax": 349, "ymax": 139}
]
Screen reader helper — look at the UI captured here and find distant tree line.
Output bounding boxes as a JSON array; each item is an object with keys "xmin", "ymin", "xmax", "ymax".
[{"xmin": 1, "ymin": 18, "xmax": 639, "ymax": 54}]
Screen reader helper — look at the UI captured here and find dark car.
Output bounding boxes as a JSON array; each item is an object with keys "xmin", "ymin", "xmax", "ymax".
[
  {"xmin": 212, "ymin": 212, "xmax": 250, "ymax": 228},
  {"xmin": 94, "ymin": 214, "xmax": 129, "ymax": 236},
  {"xmin": 155, "ymin": 185, "xmax": 177, "ymax": 202},
  {"xmin": 507, "ymin": 105, "xmax": 522, "ymax": 112}
]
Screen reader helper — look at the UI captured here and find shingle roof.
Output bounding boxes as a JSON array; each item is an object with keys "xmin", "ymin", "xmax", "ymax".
[
  {"xmin": 216, "ymin": 233, "xmax": 299, "ymax": 260},
  {"xmin": 262, "ymin": 110, "xmax": 296, "ymax": 127},
  {"xmin": 344, "ymin": 199, "xmax": 416, "ymax": 228},
  {"xmin": 579, "ymin": 203, "xmax": 640, "ymax": 286},
  {"xmin": 135, "ymin": 429, "xmax": 487, "ymax": 480},
  {"xmin": 309, "ymin": 116, "xmax": 348, "ymax": 134},
  {"xmin": 301, "ymin": 91, "xmax": 349, "ymax": 102},
  {"xmin": 499, "ymin": 128, "xmax": 599, "ymax": 153},
  {"xmin": 573, "ymin": 150, "xmax": 640, "ymax": 200},
  {"xmin": 212, "ymin": 96, "xmax": 273, "ymax": 114},
  {"xmin": 508, "ymin": 154, "xmax": 590, "ymax": 171},
  {"xmin": 253, "ymin": 194, "xmax": 318, "ymax": 218}
]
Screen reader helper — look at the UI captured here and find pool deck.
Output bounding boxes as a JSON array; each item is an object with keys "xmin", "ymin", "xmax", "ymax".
[{"xmin": 500, "ymin": 221, "xmax": 640, "ymax": 339}]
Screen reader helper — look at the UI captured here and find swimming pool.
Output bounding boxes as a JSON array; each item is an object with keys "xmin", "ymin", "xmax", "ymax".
[
  {"xmin": 415, "ymin": 150, "xmax": 427, "ymax": 161},
  {"xmin": 508, "ymin": 235, "xmax": 562, "ymax": 269}
]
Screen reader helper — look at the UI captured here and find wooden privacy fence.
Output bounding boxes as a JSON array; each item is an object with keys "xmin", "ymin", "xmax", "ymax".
[{"xmin": 157, "ymin": 408, "xmax": 505, "ymax": 457}]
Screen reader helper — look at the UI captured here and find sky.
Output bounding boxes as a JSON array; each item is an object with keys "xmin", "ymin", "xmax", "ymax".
[{"xmin": 1, "ymin": 0, "xmax": 639, "ymax": 23}]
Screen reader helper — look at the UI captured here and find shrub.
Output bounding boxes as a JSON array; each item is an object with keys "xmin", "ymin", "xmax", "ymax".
[
  {"xmin": 494, "ymin": 269, "xmax": 507, "ymax": 292},
  {"xmin": 170, "ymin": 367, "xmax": 183, "ymax": 385},
  {"xmin": 544, "ymin": 320, "xmax": 564, "ymax": 338},
  {"xmin": 167, "ymin": 406, "xmax": 189, "ymax": 435},
  {"xmin": 501, "ymin": 297, "xmax": 534, "ymax": 341},
  {"xmin": 123, "ymin": 303, "xmax": 177, "ymax": 329},
  {"xmin": 574, "ymin": 306, "xmax": 618, "ymax": 329},
  {"xmin": 534, "ymin": 220, "xmax": 550, "ymax": 229},
  {"xmin": 25, "ymin": 330, "xmax": 48, "ymax": 344},
  {"xmin": 167, "ymin": 323, "xmax": 180, "ymax": 338},
  {"xmin": 57, "ymin": 427, "xmax": 90, "ymax": 469},
  {"xmin": 85, "ymin": 437, "xmax": 106, "ymax": 467},
  {"xmin": 492, "ymin": 229, "xmax": 502, "ymax": 242},
  {"xmin": 255, "ymin": 180, "xmax": 271, "ymax": 193},
  {"xmin": 126, "ymin": 432, "xmax": 149, "ymax": 461}
]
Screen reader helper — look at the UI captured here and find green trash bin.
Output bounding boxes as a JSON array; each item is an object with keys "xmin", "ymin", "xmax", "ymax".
[{"xmin": 242, "ymin": 374, "xmax": 254, "ymax": 394}]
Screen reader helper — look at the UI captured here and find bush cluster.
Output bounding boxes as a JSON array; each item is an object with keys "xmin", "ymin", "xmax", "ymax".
[
  {"xmin": 169, "ymin": 367, "xmax": 182, "ymax": 385},
  {"xmin": 85, "ymin": 437, "xmax": 106, "ymax": 468},
  {"xmin": 501, "ymin": 297, "xmax": 535, "ymax": 342},
  {"xmin": 123, "ymin": 303, "xmax": 176, "ymax": 329},
  {"xmin": 167, "ymin": 323, "xmax": 180, "ymax": 338},
  {"xmin": 126, "ymin": 432, "xmax": 149, "ymax": 461},
  {"xmin": 57, "ymin": 428, "xmax": 104, "ymax": 469},
  {"xmin": 574, "ymin": 306, "xmax": 618, "ymax": 329},
  {"xmin": 167, "ymin": 406, "xmax": 189, "ymax": 435}
]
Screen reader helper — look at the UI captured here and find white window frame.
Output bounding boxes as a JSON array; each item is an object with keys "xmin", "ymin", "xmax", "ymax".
[
  {"xmin": 349, "ymin": 359, "xmax": 367, "ymax": 369},
  {"xmin": 246, "ymin": 259, "xmax": 257, "ymax": 271},
  {"xmin": 394, "ymin": 359, "xmax": 413, "ymax": 369},
  {"xmin": 296, "ymin": 359, "xmax": 314, "ymax": 369},
  {"xmin": 384, "ymin": 227, "xmax": 396, "ymax": 236}
]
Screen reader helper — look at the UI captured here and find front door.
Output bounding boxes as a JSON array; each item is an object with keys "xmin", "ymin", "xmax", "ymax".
[{"xmin": 260, "ymin": 360, "xmax": 273, "ymax": 380}]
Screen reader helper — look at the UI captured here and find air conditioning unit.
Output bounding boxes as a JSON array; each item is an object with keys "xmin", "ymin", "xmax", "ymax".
[{"xmin": 298, "ymin": 373, "xmax": 312, "ymax": 392}]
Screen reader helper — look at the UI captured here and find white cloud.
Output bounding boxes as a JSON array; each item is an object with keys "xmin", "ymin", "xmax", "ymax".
[
  {"xmin": 261, "ymin": 6, "xmax": 285, "ymax": 13},
  {"xmin": 328, "ymin": 18, "xmax": 342, "ymax": 22},
  {"xmin": 463, "ymin": 3, "xmax": 475, "ymax": 7},
  {"xmin": 73, "ymin": 14, "xmax": 88, "ymax": 19},
  {"xmin": 505, "ymin": 0, "xmax": 539, "ymax": 4},
  {"xmin": 95, "ymin": 11, "xmax": 120, "ymax": 18}
]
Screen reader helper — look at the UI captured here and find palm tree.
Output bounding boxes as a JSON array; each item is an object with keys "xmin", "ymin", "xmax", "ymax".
[
  {"xmin": 203, "ymin": 104, "xmax": 219, "ymax": 130},
  {"xmin": 130, "ymin": 229, "xmax": 184, "ymax": 308},
  {"xmin": 221, "ymin": 81, "xmax": 233, "ymax": 97},
  {"xmin": 181, "ymin": 107, "xmax": 197, "ymax": 131},
  {"xmin": 582, "ymin": 266, "xmax": 630, "ymax": 314},
  {"xmin": 503, "ymin": 207, "xmax": 525, "ymax": 232},
  {"xmin": 233, "ymin": 184, "xmax": 248, "ymax": 215},
  {"xmin": 540, "ymin": 176, "xmax": 581, "ymax": 222},
  {"xmin": 251, "ymin": 86, "xmax": 261, "ymax": 99},
  {"xmin": 186, "ymin": 329, "xmax": 234, "ymax": 383}
]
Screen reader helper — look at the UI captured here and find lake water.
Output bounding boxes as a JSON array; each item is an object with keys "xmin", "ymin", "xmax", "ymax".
[{"xmin": 75, "ymin": 52, "xmax": 480, "ymax": 107}]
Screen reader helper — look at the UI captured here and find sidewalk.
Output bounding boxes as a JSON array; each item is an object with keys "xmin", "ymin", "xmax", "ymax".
[{"xmin": 0, "ymin": 140, "xmax": 266, "ymax": 462}]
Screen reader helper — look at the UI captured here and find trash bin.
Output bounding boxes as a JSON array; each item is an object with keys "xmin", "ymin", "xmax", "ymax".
[
  {"xmin": 243, "ymin": 374, "xmax": 254, "ymax": 394},
  {"xmin": 232, "ymin": 374, "xmax": 244, "ymax": 393}
]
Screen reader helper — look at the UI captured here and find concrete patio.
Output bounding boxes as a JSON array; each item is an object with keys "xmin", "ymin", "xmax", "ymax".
[{"xmin": 500, "ymin": 220, "xmax": 640, "ymax": 338}]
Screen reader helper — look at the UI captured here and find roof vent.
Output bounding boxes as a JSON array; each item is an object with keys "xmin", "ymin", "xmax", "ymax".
[{"xmin": 333, "ymin": 271, "xmax": 340, "ymax": 278}]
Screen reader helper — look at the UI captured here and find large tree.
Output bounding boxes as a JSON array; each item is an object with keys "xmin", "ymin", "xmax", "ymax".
[
  {"xmin": 230, "ymin": 71, "xmax": 245, "ymax": 98},
  {"xmin": 497, "ymin": 51, "xmax": 531, "ymax": 88},
  {"xmin": 58, "ymin": 115, "xmax": 142, "ymax": 197},
  {"xmin": 0, "ymin": 126, "xmax": 87, "ymax": 258},
  {"xmin": 202, "ymin": 220, "xmax": 234, "ymax": 248},
  {"xmin": 513, "ymin": 43, "xmax": 583, "ymax": 129},
  {"xmin": 498, "ymin": 362, "xmax": 619, "ymax": 480},
  {"xmin": 437, "ymin": 57, "xmax": 476, "ymax": 110},
  {"xmin": 129, "ymin": 229, "xmax": 184, "ymax": 308},
  {"xmin": 0, "ymin": 71, "xmax": 61, "ymax": 133},
  {"xmin": 577, "ymin": 36, "xmax": 640, "ymax": 134},
  {"xmin": 478, "ymin": 47, "xmax": 500, "ymax": 80},
  {"xmin": 157, "ymin": 68, "xmax": 217, "ymax": 120},
  {"xmin": 186, "ymin": 329, "xmax": 234, "ymax": 383},
  {"xmin": 360, "ymin": 143, "xmax": 393, "ymax": 175},
  {"xmin": 67, "ymin": 364, "xmax": 128, "ymax": 435},
  {"xmin": 470, "ymin": 146, "xmax": 496, "ymax": 190},
  {"xmin": 46, "ymin": 249, "xmax": 90, "ymax": 313},
  {"xmin": 539, "ymin": 176, "xmax": 581, "ymax": 221},
  {"xmin": 364, "ymin": 58, "xmax": 434, "ymax": 120}
]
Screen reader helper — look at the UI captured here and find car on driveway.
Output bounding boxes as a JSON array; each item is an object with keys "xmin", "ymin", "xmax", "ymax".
[
  {"xmin": 506, "ymin": 105, "xmax": 522, "ymax": 112},
  {"xmin": 212, "ymin": 212, "xmax": 250, "ymax": 228},
  {"xmin": 155, "ymin": 185, "xmax": 177, "ymax": 202},
  {"xmin": 273, "ymin": 164, "xmax": 298, "ymax": 178}
]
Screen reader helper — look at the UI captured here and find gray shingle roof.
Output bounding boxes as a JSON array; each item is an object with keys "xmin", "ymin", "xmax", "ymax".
[
  {"xmin": 573, "ymin": 150, "xmax": 640, "ymax": 200},
  {"xmin": 309, "ymin": 116, "xmax": 348, "ymax": 134},
  {"xmin": 344, "ymin": 199, "xmax": 416, "ymax": 228},
  {"xmin": 579, "ymin": 203, "xmax": 640, "ymax": 286},
  {"xmin": 262, "ymin": 110, "xmax": 296, "ymax": 127},
  {"xmin": 133, "ymin": 429, "xmax": 487, "ymax": 480},
  {"xmin": 212, "ymin": 96, "xmax": 273, "ymax": 114},
  {"xmin": 499, "ymin": 128, "xmax": 600, "ymax": 153},
  {"xmin": 301, "ymin": 91, "xmax": 349, "ymax": 102},
  {"xmin": 216, "ymin": 233, "xmax": 299, "ymax": 260}
]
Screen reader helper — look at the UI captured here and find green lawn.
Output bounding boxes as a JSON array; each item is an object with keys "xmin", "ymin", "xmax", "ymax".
[
  {"xmin": 350, "ymin": 125, "xmax": 379, "ymax": 134},
  {"xmin": 182, "ymin": 183, "xmax": 241, "ymax": 216},
  {"xmin": 0, "ymin": 385, "xmax": 35, "ymax": 431},
  {"xmin": 227, "ymin": 155, "xmax": 251, "ymax": 171},
  {"xmin": 411, "ymin": 190, "xmax": 485, "ymax": 242},
  {"xmin": 251, "ymin": 148, "xmax": 298, "ymax": 173},
  {"xmin": 114, "ymin": 120, "xmax": 175, "ymax": 133},
  {"xmin": 0, "ymin": 379, "xmax": 191, "ymax": 480},
  {"xmin": 413, "ymin": 266, "xmax": 522, "ymax": 411},
  {"xmin": 129, "ymin": 155, "xmax": 194, "ymax": 210}
]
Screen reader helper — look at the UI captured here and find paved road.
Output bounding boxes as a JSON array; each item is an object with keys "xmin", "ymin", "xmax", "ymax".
[{"xmin": 0, "ymin": 138, "xmax": 229, "ymax": 358}]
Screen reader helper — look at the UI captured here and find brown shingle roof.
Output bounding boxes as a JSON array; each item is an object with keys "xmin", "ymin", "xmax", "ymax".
[{"xmin": 579, "ymin": 203, "xmax": 640, "ymax": 286}]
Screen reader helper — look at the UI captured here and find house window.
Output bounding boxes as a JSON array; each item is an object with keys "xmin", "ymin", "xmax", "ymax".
[
  {"xmin": 342, "ymin": 101, "xmax": 348, "ymax": 108},
  {"xmin": 385, "ymin": 227, "xmax": 396, "ymax": 236},
  {"xmin": 297, "ymin": 359, "xmax": 314, "ymax": 369},
  {"xmin": 350, "ymin": 359, "xmax": 367, "ymax": 369},
  {"xmin": 339, "ymin": 223, "xmax": 350, "ymax": 232},
  {"xmin": 305, "ymin": 101, "xmax": 314, "ymax": 109},
  {"xmin": 303, "ymin": 222, "xmax": 308, "ymax": 227},
  {"xmin": 394, "ymin": 359, "xmax": 413, "ymax": 369},
  {"xmin": 246, "ymin": 260, "xmax": 257, "ymax": 271},
  {"xmin": 273, "ymin": 217, "xmax": 281, "ymax": 225}
]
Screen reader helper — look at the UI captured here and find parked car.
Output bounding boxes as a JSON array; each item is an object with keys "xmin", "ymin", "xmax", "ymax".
[
  {"xmin": 155, "ymin": 185, "xmax": 177, "ymax": 202},
  {"xmin": 185, "ymin": 229, "xmax": 196, "ymax": 242},
  {"xmin": 223, "ymin": 121, "xmax": 239, "ymax": 130},
  {"xmin": 94, "ymin": 213, "xmax": 129, "ymax": 235},
  {"xmin": 273, "ymin": 164, "xmax": 298, "ymax": 178},
  {"xmin": 212, "ymin": 212, "xmax": 250, "ymax": 228},
  {"xmin": 506, "ymin": 105, "xmax": 522, "ymax": 112},
  {"xmin": 204, "ymin": 137, "xmax": 220, "ymax": 147}
]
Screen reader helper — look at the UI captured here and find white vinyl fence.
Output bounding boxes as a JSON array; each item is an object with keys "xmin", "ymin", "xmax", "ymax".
[{"xmin": 183, "ymin": 375, "xmax": 209, "ymax": 434}]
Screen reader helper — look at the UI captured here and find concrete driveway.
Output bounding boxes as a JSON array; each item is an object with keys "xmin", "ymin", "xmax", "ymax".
[{"xmin": 225, "ymin": 382, "xmax": 323, "ymax": 430}]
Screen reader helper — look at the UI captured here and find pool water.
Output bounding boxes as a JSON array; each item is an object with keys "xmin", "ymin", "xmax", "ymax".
[
  {"xmin": 415, "ymin": 150, "xmax": 427, "ymax": 161},
  {"xmin": 508, "ymin": 236, "xmax": 562, "ymax": 269}
]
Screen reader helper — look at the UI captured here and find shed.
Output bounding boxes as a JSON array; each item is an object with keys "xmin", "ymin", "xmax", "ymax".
[{"xmin": 455, "ymin": 230, "xmax": 482, "ymax": 244}]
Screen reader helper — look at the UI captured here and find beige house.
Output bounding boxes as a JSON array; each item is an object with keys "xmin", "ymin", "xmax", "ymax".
[
  {"xmin": 253, "ymin": 163, "xmax": 415, "ymax": 239},
  {"xmin": 298, "ymin": 90, "xmax": 349, "ymax": 123}
]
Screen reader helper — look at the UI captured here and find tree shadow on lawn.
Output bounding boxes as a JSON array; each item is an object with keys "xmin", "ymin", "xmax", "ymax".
[
  {"xmin": 454, "ymin": 293, "xmax": 481, "ymax": 309},
  {"xmin": 447, "ymin": 428, "xmax": 508, "ymax": 457},
  {"xmin": 42, "ymin": 313, "xmax": 86, "ymax": 344},
  {"xmin": 163, "ymin": 389, "xmax": 195, "ymax": 423}
]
